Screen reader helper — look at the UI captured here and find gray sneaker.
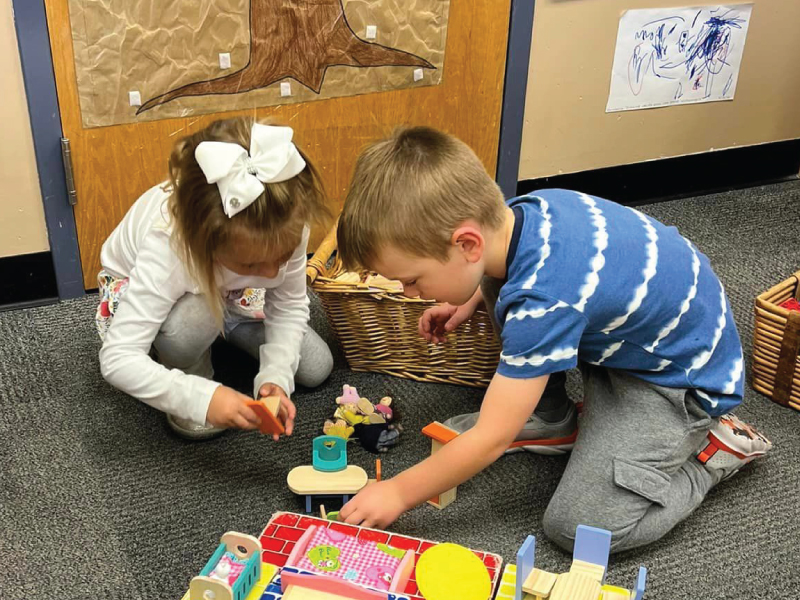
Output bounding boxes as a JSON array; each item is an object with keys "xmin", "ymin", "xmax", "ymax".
[
  {"xmin": 443, "ymin": 401, "xmax": 578, "ymax": 455},
  {"xmin": 166, "ymin": 414, "xmax": 226, "ymax": 441}
]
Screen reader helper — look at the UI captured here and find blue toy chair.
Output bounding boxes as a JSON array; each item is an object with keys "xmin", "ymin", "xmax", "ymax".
[{"xmin": 312, "ymin": 435, "xmax": 347, "ymax": 472}]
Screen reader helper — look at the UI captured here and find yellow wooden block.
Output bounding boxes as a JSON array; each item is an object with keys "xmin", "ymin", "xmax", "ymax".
[
  {"xmin": 570, "ymin": 559, "xmax": 606, "ymax": 583},
  {"xmin": 601, "ymin": 585, "xmax": 631, "ymax": 600},
  {"xmin": 522, "ymin": 568, "xmax": 558, "ymax": 597},
  {"xmin": 550, "ymin": 571, "xmax": 602, "ymax": 600},
  {"xmin": 495, "ymin": 564, "xmax": 518, "ymax": 599}
]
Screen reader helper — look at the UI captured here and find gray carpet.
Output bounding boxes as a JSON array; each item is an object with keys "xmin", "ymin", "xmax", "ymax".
[{"xmin": 2, "ymin": 180, "xmax": 800, "ymax": 600}]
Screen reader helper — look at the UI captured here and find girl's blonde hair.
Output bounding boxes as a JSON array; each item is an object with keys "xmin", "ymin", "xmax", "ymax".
[{"xmin": 167, "ymin": 116, "xmax": 330, "ymax": 326}]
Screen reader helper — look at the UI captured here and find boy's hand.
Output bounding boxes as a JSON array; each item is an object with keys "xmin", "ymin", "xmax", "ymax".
[
  {"xmin": 420, "ymin": 303, "xmax": 473, "ymax": 343},
  {"xmin": 207, "ymin": 386, "xmax": 261, "ymax": 429},
  {"xmin": 339, "ymin": 480, "xmax": 408, "ymax": 529},
  {"xmin": 258, "ymin": 383, "xmax": 296, "ymax": 439}
]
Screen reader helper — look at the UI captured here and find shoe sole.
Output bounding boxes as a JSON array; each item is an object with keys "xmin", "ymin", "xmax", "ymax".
[{"xmin": 504, "ymin": 431, "xmax": 578, "ymax": 456}]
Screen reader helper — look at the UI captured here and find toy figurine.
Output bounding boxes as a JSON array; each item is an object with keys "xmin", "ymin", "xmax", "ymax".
[
  {"xmin": 375, "ymin": 397, "xmax": 393, "ymax": 420},
  {"xmin": 353, "ymin": 422, "xmax": 402, "ymax": 454},
  {"xmin": 336, "ymin": 384, "xmax": 360, "ymax": 405},
  {"xmin": 329, "ymin": 385, "xmax": 402, "ymax": 453},
  {"xmin": 323, "ymin": 419, "xmax": 354, "ymax": 441}
]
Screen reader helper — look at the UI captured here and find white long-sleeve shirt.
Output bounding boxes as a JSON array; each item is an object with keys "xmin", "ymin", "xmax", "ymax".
[{"xmin": 98, "ymin": 183, "xmax": 310, "ymax": 424}]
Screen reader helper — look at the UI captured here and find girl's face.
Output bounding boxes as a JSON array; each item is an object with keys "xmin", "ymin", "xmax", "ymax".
[{"xmin": 216, "ymin": 238, "xmax": 295, "ymax": 279}]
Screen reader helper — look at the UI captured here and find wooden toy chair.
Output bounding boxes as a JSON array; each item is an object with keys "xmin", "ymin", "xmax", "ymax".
[{"xmin": 313, "ymin": 435, "xmax": 348, "ymax": 472}]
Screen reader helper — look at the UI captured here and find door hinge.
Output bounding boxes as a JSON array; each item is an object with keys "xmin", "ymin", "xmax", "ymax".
[{"xmin": 60, "ymin": 137, "xmax": 77, "ymax": 206}]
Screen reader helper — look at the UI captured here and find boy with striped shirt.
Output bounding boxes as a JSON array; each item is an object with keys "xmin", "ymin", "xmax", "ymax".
[{"xmin": 336, "ymin": 127, "xmax": 771, "ymax": 551}]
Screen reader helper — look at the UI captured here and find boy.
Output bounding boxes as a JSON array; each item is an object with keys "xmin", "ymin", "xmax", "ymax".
[{"xmin": 336, "ymin": 127, "xmax": 771, "ymax": 551}]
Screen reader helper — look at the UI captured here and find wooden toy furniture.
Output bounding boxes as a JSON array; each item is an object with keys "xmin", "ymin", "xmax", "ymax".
[
  {"xmin": 313, "ymin": 435, "xmax": 348, "ymax": 472},
  {"xmin": 513, "ymin": 526, "xmax": 647, "ymax": 600},
  {"xmin": 189, "ymin": 532, "xmax": 263, "ymax": 600},
  {"xmin": 420, "ymin": 422, "xmax": 459, "ymax": 509},
  {"xmin": 245, "ymin": 396, "xmax": 285, "ymax": 436},
  {"xmin": 254, "ymin": 512, "xmax": 505, "ymax": 600},
  {"xmin": 287, "ymin": 465, "xmax": 368, "ymax": 513},
  {"xmin": 289, "ymin": 435, "xmax": 367, "ymax": 512},
  {"xmin": 283, "ymin": 526, "xmax": 414, "ymax": 597}
]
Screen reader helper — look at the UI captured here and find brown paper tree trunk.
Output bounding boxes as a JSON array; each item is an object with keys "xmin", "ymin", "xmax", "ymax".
[{"xmin": 137, "ymin": 0, "xmax": 434, "ymax": 114}]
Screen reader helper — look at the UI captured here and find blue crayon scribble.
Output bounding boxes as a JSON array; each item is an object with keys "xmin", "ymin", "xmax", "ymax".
[{"xmin": 624, "ymin": 6, "xmax": 748, "ymax": 103}]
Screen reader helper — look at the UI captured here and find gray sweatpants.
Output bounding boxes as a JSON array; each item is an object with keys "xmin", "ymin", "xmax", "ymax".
[
  {"xmin": 153, "ymin": 293, "xmax": 333, "ymax": 391},
  {"xmin": 481, "ymin": 277, "xmax": 717, "ymax": 553}
]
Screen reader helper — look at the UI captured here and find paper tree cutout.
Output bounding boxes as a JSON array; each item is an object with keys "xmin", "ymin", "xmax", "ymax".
[{"xmin": 137, "ymin": 0, "xmax": 434, "ymax": 114}]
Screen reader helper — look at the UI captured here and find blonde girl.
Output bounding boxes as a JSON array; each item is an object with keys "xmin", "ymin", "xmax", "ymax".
[{"xmin": 96, "ymin": 117, "xmax": 333, "ymax": 439}]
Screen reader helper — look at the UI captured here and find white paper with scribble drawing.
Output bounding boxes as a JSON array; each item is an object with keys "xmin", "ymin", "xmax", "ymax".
[{"xmin": 606, "ymin": 4, "xmax": 753, "ymax": 112}]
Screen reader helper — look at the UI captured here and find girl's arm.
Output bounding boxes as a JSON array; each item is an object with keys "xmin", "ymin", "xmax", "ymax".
[
  {"xmin": 99, "ymin": 229, "xmax": 221, "ymax": 424},
  {"xmin": 253, "ymin": 227, "xmax": 311, "ymax": 398}
]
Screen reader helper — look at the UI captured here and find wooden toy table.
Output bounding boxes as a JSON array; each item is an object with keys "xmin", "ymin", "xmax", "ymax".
[{"xmin": 287, "ymin": 465, "xmax": 368, "ymax": 513}]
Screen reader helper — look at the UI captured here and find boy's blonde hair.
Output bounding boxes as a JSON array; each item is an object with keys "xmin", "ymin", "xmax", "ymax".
[
  {"xmin": 337, "ymin": 126, "xmax": 505, "ymax": 271},
  {"xmin": 168, "ymin": 116, "xmax": 330, "ymax": 326}
]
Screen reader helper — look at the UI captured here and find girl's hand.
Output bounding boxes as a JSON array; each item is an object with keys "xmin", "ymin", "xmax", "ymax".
[
  {"xmin": 419, "ymin": 302, "xmax": 476, "ymax": 344},
  {"xmin": 258, "ymin": 383, "xmax": 296, "ymax": 440},
  {"xmin": 339, "ymin": 480, "xmax": 408, "ymax": 529},
  {"xmin": 207, "ymin": 386, "xmax": 262, "ymax": 429}
]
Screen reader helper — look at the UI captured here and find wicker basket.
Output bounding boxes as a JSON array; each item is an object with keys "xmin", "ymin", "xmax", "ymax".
[
  {"xmin": 306, "ymin": 223, "xmax": 501, "ymax": 387},
  {"xmin": 752, "ymin": 270, "xmax": 800, "ymax": 410}
]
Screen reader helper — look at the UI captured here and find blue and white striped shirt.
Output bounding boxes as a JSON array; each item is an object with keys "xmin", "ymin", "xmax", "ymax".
[{"xmin": 495, "ymin": 189, "xmax": 743, "ymax": 416}]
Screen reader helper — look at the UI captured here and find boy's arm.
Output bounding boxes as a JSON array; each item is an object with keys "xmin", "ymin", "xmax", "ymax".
[{"xmin": 339, "ymin": 373, "xmax": 549, "ymax": 529}]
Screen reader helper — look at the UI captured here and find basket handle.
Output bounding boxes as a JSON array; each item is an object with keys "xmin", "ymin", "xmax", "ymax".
[{"xmin": 306, "ymin": 218, "xmax": 339, "ymax": 285}]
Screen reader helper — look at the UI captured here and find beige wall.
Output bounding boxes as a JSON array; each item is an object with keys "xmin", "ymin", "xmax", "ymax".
[
  {"xmin": 520, "ymin": 0, "xmax": 800, "ymax": 180},
  {"xmin": 0, "ymin": 2, "xmax": 49, "ymax": 258}
]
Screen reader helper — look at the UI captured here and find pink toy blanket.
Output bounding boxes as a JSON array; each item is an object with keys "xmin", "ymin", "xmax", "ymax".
[{"xmin": 292, "ymin": 526, "xmax": 408, "ymax": 591}]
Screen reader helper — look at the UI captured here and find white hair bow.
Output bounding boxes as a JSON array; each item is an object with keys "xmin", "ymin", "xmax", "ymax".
[{"xmin": 194, "ymin": 124, "xmax": 307, "ymax": 218}]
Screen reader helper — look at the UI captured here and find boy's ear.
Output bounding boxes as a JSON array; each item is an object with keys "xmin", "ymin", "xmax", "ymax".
[{"xmin": 451, "ymin": 225, "xmax": 484, "ymax": 263}]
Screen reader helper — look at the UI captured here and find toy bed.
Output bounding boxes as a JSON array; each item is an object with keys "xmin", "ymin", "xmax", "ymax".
[{"xmin": 190, "ymin": 532, "xmax": 263, "ymax": 600}]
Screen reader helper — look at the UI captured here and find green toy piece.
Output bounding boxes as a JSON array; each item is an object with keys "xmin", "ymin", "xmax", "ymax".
[{"xmin": 307, "ymin": 544, "xmax": 341, "ymax": 572}]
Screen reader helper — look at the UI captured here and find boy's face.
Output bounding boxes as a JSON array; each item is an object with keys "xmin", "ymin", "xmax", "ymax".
[{"xmin": 372, "ymin": 244, "xmax": 483, "ymax": 306}]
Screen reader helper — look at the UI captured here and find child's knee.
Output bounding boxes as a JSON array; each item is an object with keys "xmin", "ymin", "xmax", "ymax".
[
  {"xmin": 542, "ymin": 502, "xmax": 578, "ymax": 552},
  {"xmin": 296, "ymin": 329, "xmax": 333, "ymax": 388}
]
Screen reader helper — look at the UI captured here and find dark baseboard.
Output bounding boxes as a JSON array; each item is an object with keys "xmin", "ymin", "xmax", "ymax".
[
  {"xmin": 517, "ymin": 139, "xmax": 800, "ymax": 205},
  {"xmin": 0, "ymin": 251, "xmax": 58, "ymax": 310}
]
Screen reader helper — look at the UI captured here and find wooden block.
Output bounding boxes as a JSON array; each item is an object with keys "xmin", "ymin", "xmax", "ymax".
[
  {"xmin": 422, "ymin": 421, "xmax": 459, "ymax": 445},
  {"xmin": 246, "ymin": 396, "xmax": 285, "ymax": 435},
  {"xmin": 427, "ymin": 485, "xmax": 457, "ymax": 509},
  {"xmin": 522, "ymin": 568, "xmax": 558, "ymax": 597},
  {"xmin": 570, "ymin": 559, "xmax": 606, "ymax": 583},
  {"xmin": 550, "ymin": 572, "xmax": 602, "ymax": 600},
  {"xmin": 287, "ymin": 465, "xmax": 368, "ymax": 495},
  {"xmin": 601, "ymin": 585, "xmax": 631, "ymax": 600}
]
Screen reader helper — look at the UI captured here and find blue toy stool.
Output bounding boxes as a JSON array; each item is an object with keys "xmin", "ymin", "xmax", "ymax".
[{"xmin": 312, "ymin": 435, "xmax": 347, "ymax": 472}]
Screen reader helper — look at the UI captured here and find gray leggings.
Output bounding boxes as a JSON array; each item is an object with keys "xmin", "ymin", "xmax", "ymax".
[
  {"xmin": 152, "ymin": 293, "xmax": 333, "ymax": 390},
  {"xmin": 481, "ymin": 277, "xmax": 717, "ymax": 553}
]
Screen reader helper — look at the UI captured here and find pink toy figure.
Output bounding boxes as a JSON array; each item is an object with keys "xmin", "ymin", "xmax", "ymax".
[
  {"xmin": 374, "ymin": 397, "xmax": 393, "ymax": 420},
  {"xmin": 336, "ymin": 384, "xmax": 360, "ymax": 405},
  {"xmin": 365, "ymin": 565, "xmax": 395, "ymax": 590}
]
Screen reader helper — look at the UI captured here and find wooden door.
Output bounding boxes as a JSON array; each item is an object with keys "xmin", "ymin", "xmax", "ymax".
[{"xmin": 45, "ymin": 0, "xmax": 511, "ymax": 289}]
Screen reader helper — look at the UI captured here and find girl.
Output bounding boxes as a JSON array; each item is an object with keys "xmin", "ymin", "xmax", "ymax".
[{"xmin": 96, "ymin": 117, "xmax": 334, "ymax": 440}]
